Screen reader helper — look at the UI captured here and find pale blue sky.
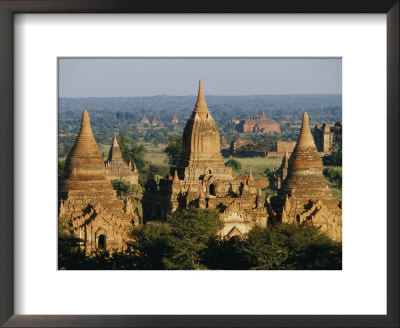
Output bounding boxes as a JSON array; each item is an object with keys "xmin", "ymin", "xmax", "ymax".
[{"xmin": 59, "ymin": 58, "xmax": 341, "ymax": 97}]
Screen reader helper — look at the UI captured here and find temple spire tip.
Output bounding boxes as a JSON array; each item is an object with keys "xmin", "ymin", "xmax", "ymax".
[{"xmin": 193, "ymin": 79, "xmax": 209, "ymax": 118}]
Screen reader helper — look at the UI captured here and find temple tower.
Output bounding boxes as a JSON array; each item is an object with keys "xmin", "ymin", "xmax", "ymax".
[
  {"xmin": 60, "ymin": 110, "xmax": 138, "ymax": 253},
  {"xmin": 275, "ymin": 112, "xmax": 342, "ymax": 241},
  {"xmin": 105, "ymin": 134, "xmax": 139, "ymax": 184},
  {"xmin": 170, "ymin": 114, "xmax": 179, "ymax": 124},
  {"xmin": 280, "ymin": 112, "xmax": 333, "ymax": 200},
  {"xmin": 180, "ymin": 80, "xmax": 225, "ymax": 168},
  {"xmin": 157, "ymin": 80, "xmax": 269, "ymax": 238}
]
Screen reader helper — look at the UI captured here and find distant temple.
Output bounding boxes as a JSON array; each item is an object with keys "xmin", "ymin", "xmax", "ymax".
[
  {"xmin": 170, "ymin": 114, "xmax": 179, "ymax": 124},
  {"xmin": 229, "ymin": 139, "xmax": 265, "ymax": 157},
  {"xmin": 272, "ymin": 113, "xmax": 342, "ymax": 242},
  {"xmin": 266, "ymin": 141, "xmax": 297, "ymax": 157},
  {"xmin": 59, "ymin": 110, "xmax": 140, "ymax": 253},
  {"xmin": 143, "ymin": 80, "xmax": 271, "ymax": 238},
  {"xmin": 105, "ymin": 134, "xmax": 139, "ymax": 185},
  {"xmin": 140, "ymin": 114, "xmax": 150, "ymax": 125},
  {"xmin": 220, "ymin": 136, "xmax": 229, "ymax": 150},
  {"xmin": 313, "ymin": 122, "xmax": 342, "ymax": 153},
  {"xmin": 151, "ymin": 117, "xmax": 163, "ymax": 126},
  {"xmin": 236, "ymin": 112, "xmax": 281, "ymax": 134}
]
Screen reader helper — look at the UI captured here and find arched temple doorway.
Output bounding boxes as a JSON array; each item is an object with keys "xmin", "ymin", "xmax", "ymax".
[
  {"xmin": 209, "ymin": 183, "xmax": 216, "ymax": 196},
  {"xmin": 98, "ymin": 234, "xmax": 106, "ymax": 250}
]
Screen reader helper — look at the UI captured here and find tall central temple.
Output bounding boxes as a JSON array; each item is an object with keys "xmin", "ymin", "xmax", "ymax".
[{"xmin": 145, "ymin": 80, "xmax": 271, "ymax": 238}]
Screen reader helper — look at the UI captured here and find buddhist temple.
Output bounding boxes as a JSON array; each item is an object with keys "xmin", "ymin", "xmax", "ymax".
[
  {"xmin": 59, "ymin": 110, "xmax": 140, "ymax": 253},
  {"xmin": 105, "ymin": 134, "xmax": 139, "ymax": 185},
  {"xmin": 274, "ymin": 112, "xmax": 342, "ymax": 241},
  {"xmin": 314, "ymin": 122, "xmax": 342, "ymax": 153},
  {"xmin": 140, "ymin": 114, "xmax": 150, "ymax": 125},
  {"xmin": 220, "ymin": 136, "xmax": 229, "ymax": 150},
  {"xmin": 151, "ymin": 117, "xmax": 159, "ymax": 126},
  {"xmin": 236, "ymin": 112, "xmax": 281, "ymax": 134},
  {"xmin": 170, "ymin": 114, "xmax": 179, "ymax": 124},
  {"xmin": 266, "ymin": 140, "xmax": 296, "ymax": 157},
  {"xmin": 146, "ymin": 80, "xmax": 270, "ymax": 238}
]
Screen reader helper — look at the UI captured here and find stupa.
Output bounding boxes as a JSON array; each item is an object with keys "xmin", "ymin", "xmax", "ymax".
[
  {"xmin": 59, "ymin": 110, "xmax": 139, "ymax": 253},
  {"xmin": 275, "ymin": 112, "xmax": 342, "ymax": 241},
  {"xmin": 105, "ymin": 134, "xmax": 139, "ymax": 185},
  {"xmin": 140, "ymin": 114, "xmax": 150, "ymax": 125},
  {"xmin": 170, "ymin": 114, "xmax": 179, "ymax": 124}
]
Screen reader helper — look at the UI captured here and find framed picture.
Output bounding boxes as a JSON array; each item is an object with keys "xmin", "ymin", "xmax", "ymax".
[{"xmin": 0, "ymin": 1, "xmax": 398, "ymax": 327}]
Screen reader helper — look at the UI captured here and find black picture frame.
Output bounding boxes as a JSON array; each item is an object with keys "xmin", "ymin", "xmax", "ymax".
[{"xmin": 0, "ymin": 1, "xmax": 398, "ymax": 327}]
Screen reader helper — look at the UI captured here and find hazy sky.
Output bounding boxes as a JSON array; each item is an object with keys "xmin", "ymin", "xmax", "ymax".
[{"xmin": 59, "ymin": 58, "xmax": 341, "ymax": 97}]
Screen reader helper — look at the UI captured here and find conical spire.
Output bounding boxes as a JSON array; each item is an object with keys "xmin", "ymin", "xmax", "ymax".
[
  {"xmin": 288, "ymin": 112, "xmax": 321, "ymax": 170},
  {"xmin": 171, "ymin": 114, "xmax": 179, "ymax": 124},
  {"xmin": 296, "ymin": 112, "xmax": 317, "ymax": 150},
  {"xmin": 193, "ymin": 79, "xmax": 210, "ymax": 119},
  {"xmin": 173, "ymin": 169, "xmax": 179, "ymax": 182},
  {"xmin": 108, "ymin": 133, "xmax": 123, "ymax": 161},
  {"xmin": 279, "ymin": 112, "xmax": 333, "ymax": 203},
  {"xmin": 61, "ymin": 110, "xmax": 128, "ymax": 216},
  {"xmin": 64, "ymin": 110, "xmax": 104, "ymax": 176},
  {"xmin": 180, "ymin": 79, "xmax": 225, "ymax": 170},
  {"xmin": 248, "ymin": 169, "xmax": 254, "ymax": 182},
  {"xmin": 281, "ymin": 146, "xmax": 289, "ymax": 169}
]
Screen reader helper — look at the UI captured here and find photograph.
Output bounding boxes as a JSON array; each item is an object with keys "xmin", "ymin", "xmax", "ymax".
[{"xmin": 58, "ymin": 58, "xmax": 342, "ymax": 270}]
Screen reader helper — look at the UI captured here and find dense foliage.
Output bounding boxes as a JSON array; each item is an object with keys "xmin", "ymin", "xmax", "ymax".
[
  {"xmin": 164, "ymin": 135, "xmax": 183, "ymax": 166},
  {"xmin": 323, "ymin": 167, "xmax": 342, "ymax": 190},
  {"xmin": 322, "ymin": 143, "xmax": 342, "ymax": 166},
  {"xmin": 111, "ymin": 179, "xmax": 143, "ymax": 199}
]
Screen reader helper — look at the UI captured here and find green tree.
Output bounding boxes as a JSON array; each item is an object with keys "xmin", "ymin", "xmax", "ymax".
[
  {"xmin": 323, "ymin": 167, "xmax": 342, "ymax": 189},
  {"xmin": 224, "ymin": 159, "xmax": 242, "ymax": 173},
  {"xmin": 131, "ymin": 144, "xmax": 147, "ymax": 171},
  {"xmin": 238, "ymin": 224, "xmax": 342, "ymax": 270},
  {"xmin": 264, "ymin": 167, "xmax": 276, "ymax": 177},
  {"xmin": 117, "ymin": 133, "xmax": 132, "ymax": 164},
  {"xmin": 164, "ymin": 135, "xmax": 182, "ymax": 166},
  {"xmin": 131, "ymin": 221, "xmax": 172, "ymax": 269},
  {"xmin": 111, "ymin": 179, "xmax": 143, "ymax": 199},
  {"xmin": 329, "ymin": 142, "xmax": 339, "ymax": 153},
  {"xmin": 322, "ymin": 143, "xmax": 342, "ymax": 166},
  {"xmin": 163, "ymin": 208, "xmax": 223, "ymax": 270}
]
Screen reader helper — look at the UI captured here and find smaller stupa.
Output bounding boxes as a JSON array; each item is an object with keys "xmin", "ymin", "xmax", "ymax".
[
  {"xmin": 140, "ymin": 114, "xmax": 150, "ymax": 125},
  {"xmin": 170, "ymin": 114, "xmax": 179, "ymax": 124},
  {"xmin": 275, "ymin": 112, "xmax": 342, "ymax": 241},
  {"xmin": 105, "ymin": 134, "xmax": 139, "ymax": 185}
]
